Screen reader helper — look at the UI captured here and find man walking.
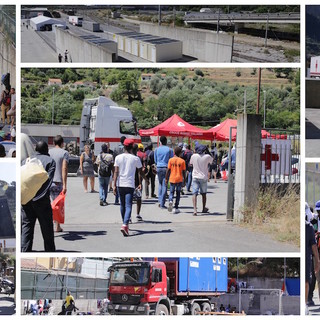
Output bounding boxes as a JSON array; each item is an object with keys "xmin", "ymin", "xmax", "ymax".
[
  {"xmin": 154, "ymin": 136, "xmax": 173, "ymax": 209},
  {"xmin": 190, "ymin": 144, "xmax": 213, "ymax": 216},
  {"xmin": 49, "ymin": 135, "xmax": 69, "ymax": 232},
  {"xmin": 165, "ymin": 147, "xmax": 186, "ymax": 214},
  {"xmin": 113, "ymin": 139, "xmax": 142, "ymax": 236},
  {"xmin": 21, "ymin": 141, "xmax": 56, "ymax": 251}
]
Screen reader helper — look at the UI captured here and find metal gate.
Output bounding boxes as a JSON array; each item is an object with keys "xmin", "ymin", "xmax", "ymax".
[{"xmin": 260, "ymin": 129, "xmax": 300, "ymax": 184}]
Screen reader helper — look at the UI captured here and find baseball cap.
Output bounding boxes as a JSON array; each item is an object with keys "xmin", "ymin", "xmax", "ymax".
[{"xmin": 123, "ymin": 138, "xmax": 135, "ymax": 146}]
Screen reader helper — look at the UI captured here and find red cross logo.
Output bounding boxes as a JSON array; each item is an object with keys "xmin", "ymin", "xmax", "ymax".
[{"xmin": 260, "ymin": 144, "xmax": 279, "ymax": 170}]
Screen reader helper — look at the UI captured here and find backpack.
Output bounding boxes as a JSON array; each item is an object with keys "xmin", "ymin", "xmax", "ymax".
[
  {"xmin": 99, "ymin": 157, "xmax": 111, "ymax": 177},
  {"xmin": 1, "ymin": 91, "xmax": 10, "ymax": 106}
]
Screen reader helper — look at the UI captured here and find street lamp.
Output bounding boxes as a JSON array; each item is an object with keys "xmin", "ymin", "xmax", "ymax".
[{"xmin": 52, "ymin": 87, "xmax": 55, "ymax": 125}]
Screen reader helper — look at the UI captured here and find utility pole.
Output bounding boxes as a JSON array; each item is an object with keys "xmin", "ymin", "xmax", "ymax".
[
  {"xmin": 217, "ymin": 9, "xmax": 220, "ymax": 33},
  {"xmin": 158, "ymin": 5, "xmax": 161, "ymax": 26},
  {"xmin": 52, "ymin": 87, "xmax": 55, "ymax": 125},
  {"xmin": 263, "ymin": 90, "xmax": 266, "ymax": 128},
  {"xmin": 173, "ymin": 6, "xmax": 176, "ymax": 27},
  {"xmin": 264, "ymin": 11, "xmax": 269, "ymax": 48}
]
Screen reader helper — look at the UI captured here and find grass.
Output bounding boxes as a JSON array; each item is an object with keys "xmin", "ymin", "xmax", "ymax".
[
  {"xmin": 284, "ymin": 49, "xmax": 300, "ymax": 62},
  {"xmin": 240, "ymin": 184, "xmax": 300, "ymax": 247}
]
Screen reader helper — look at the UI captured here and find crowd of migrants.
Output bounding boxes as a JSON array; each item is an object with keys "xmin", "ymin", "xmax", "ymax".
[
  {"xmin": 306, "ymin": 202, "xmax": 320, "ymax": 314},
  {"xmin": 21, "ymin": 133, "xmax": 235, "ymax": 251}
]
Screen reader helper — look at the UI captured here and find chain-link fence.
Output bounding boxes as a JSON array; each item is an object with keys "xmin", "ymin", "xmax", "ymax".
[
  {"xmin": 21, "ymin": 270, "xmax": 108, "ymax": 300},
  {"xmin": 306, "ymin": 163, "xmax": 320, "ymax": 208},
  {"xmin": 0, "ymin": 6, "xmax": 15, "ymax": 46}
]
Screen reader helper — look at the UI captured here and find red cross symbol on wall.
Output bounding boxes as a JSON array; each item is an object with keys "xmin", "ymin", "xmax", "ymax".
[{"xmin": 260, "ymin": 144, "xmax": 279, "ymax": 170}]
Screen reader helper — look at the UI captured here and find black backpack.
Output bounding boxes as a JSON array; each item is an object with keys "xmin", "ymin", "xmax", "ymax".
[{"xmin": 99, "ymin": 158, "xmax": 111, "ymax": 177}]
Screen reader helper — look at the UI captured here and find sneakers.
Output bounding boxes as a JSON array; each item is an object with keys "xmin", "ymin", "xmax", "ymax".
[
  {"xmin": 168, "ymin": 201, "xmax": 173, "ymax": 212},
  {"xmin": 120, "ymin": 225, "xmax": 129, "ymax": 237},
  {"xmin": 173, "ymin": 208, "xmax": 180, "ymax": 214},
  {"xmin": 136, "ymin": 215, "xmax": 143, "ymax": 221},
  {"xmin": 100, "ymin": 201, "xmax": 107, "ymax": 206}
]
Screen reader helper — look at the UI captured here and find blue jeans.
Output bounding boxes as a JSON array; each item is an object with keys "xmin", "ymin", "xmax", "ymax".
[
  {"xmin": 187, "ymin": 169, "xmax": 192, "ymax": 191},
  {"xmin": 157, "ymin": 167, "xmax": 167, "ymax": 207},
  {"xmin": 99, "ymin": 176, "xmax": 110, "ymax": 202},
  {"xmin": 169, "ymin": 182, "xmax": 182, "ymax": 209},
  {"xmin": 118, "ymin": 187, "xmax": 134, "ymax": 225}
]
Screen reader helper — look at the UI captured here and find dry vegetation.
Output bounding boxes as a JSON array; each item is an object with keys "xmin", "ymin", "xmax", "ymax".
[{"xmin": 241, "ymin": 185, "xmax": 300, "ymax": 247}]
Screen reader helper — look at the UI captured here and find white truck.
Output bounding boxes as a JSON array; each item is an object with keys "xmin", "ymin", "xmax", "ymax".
[
  {"xmin": 80, "ymin": 96, "xmax": 141, "ymax": 155},
  {"xmin": 68, "ymin": 15, "xmax": 83, "ymax": 26},
  {"xmin": 310, "ymin": 56, "xmax": 320, "ymax": 78}
]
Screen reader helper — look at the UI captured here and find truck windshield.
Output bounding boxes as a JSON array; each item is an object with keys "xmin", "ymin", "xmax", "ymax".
[
  {"xmin": 120, "ymin": 120, "xmax": 137, "ymax": 136},
  {"xmin": 110, "ymin": 265, "xmax": 150, "ymax": 286}
]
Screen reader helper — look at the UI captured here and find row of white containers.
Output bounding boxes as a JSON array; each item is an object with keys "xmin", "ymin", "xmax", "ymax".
[{"xmin": 111, "ymin": 31, "xmax": 183, "ymax": 62}]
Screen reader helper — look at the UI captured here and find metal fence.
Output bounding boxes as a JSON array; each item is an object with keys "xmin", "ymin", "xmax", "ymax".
[
  {"xmin": 0, "ymin": 6, "xmax": 15, "ymax": 46},
  {"xmin": 306, "ymin": 163, "xmax": 320, "ymax": 208},
  {"xmin": 21, "ymin": 271, "xmax": 108, "ymax": 300},
  {"xmin": 260, "ymin": 129, "xmax": 300, "ymax": 184}
]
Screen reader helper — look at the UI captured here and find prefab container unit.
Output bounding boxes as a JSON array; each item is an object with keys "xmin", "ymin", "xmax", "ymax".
[
  {"xmin": 87, "ymin": 38, "xmax": 118, "ymax": 59},
  {"xmin": 112, "ymin": 32, "xmax": 139, "ymax": 51},
  {"xmin": 125, "ymin": 34, "xmax": 160, "ymax": 57},
  {"xmin": 79, "ymin": 35, "xmax": 100, "ymax": 40},
  {"xmin": 82, "ymin": 21, "xmax": 100, "ymax": 32},
  {"xmin": 310, "ymin": 56, "xmax": 320, "ymax": 78},
  {"xmin": 143, "ymin": 37, "xmax": 183, "ymax": 62}
]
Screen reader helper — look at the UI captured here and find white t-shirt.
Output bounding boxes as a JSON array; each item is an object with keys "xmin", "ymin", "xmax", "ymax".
[
  {"xmin": 114, "ymin": 152, "xmax": 142, "ymax": 188},
  {"xmin": 190, "ymin": 153, "xmax": 213, "ymax": 180}
]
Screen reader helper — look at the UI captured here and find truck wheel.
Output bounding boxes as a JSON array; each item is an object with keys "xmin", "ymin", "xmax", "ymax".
[
  {"xmin": 202, "ymin": 302, "xmax": 211, "ymax": 313},
  {"xmin": 191, "ymin": 302, "xmax": 201, "ymax": 315},
  {"xmin": 155, "ymin": 304, "xmax": 169, "ymax": 315}
]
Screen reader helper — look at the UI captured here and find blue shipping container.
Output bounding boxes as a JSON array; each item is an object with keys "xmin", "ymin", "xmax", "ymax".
[
  {"xmin": 177, "ymin": 258, "xmax": 228, "ymax": 293},
  {"xmin": 151, "ymin": 257, "xmax": 228, "ymax": 293}
]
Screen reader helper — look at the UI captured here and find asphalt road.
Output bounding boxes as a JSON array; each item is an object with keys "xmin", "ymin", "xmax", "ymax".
[
  {"xmin": 0, "ymin": 293, "xmax": 15, "ymax": 315},
  {"xmin": 30, "ymin": 177, "xmax": 298, "ymax": 253},
  {"xmin": 21, "ymin": 21, "xmax": 57, "ymax": 63},
  {"xmin": 309, "ymin": 289, "xmax": 320, "ymax": 315},
  {"xmin": 306, "ymin": 108, "xmax": 320, "ymax": 158}
]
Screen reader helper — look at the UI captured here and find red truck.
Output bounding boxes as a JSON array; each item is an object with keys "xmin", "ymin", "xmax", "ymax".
[{"xmin": 107, "ymin": 258, "xmax": 228, "ymax": 315}]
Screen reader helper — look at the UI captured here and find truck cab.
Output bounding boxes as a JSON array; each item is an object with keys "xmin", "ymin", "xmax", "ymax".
[
  {"xmin": 107, "ymin": 261, "xmax": 170, "ymax": 315},
  {"xmin": 80, "ymin": 96, "xmax": 141, "ymax": 155}
]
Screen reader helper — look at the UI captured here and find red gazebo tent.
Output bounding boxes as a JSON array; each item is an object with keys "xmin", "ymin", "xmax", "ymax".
[
  {"xmin": 205, "ymin": 118, "xmax": 277, "ymax": 141},
  {"xmin": 139, "ymin": 114, "xmax": 212, "ymax": 140}
]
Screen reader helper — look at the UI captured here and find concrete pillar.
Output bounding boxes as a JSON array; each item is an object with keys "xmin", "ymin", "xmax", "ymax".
[{"xmin": 234, "ymin": 114, "xmax": 262, "ymax": 223}]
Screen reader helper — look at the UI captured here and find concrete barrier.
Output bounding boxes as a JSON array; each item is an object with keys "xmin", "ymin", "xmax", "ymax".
[
  {"xmin": 306, "ymin": 79, "xmax": 320, "ymax": 108},
  {"xmin": 0, "ymin": 32, "xmax": 16, "ymax": 87},
  {"xmin": 139, "ymin": 22, "xmax": 233, "ymax": 62},
  {"xmin": 55, "ymin": 27, "xmax": 117, "ymax": 63}
]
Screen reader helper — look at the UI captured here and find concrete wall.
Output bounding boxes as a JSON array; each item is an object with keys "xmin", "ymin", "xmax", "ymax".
[
  {"xmin": 55, "ymin": 27, "xmax": 116, "ymax": 63},
  {"xmin": 0, "ymin": 32, "xmax": 15, "ymax": 88},
  {"xmin": 260, "ymin": 295, "xmax": 300, "ymax": 315},
  {"xmin": 211, "ymin": 294, "xmax": 299, "ymax": 315},
  {"xmin": 306, "ymin": 79, "xmax": 320, "ymax": 108},
  {"xmin": 139, "ymin": 22, "xmax": 233, "ymax": 62}
]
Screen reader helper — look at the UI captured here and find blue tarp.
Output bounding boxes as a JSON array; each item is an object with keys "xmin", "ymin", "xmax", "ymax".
[{"xmin": 285, "ymin": 278, "xmax": 300, "ymax": 296}]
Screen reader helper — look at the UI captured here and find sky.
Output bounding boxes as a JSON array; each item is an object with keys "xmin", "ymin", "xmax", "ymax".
[{"xmin": 0, "ymin": 162, "xmax": 16, "ymax": 183}]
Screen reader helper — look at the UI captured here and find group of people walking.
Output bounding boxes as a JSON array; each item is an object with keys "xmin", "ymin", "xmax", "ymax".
[
  {"xmin": 20, "ymin": 133, "xmax": 225, "ymax": 250},
  {"xmin": 88, "ymin": 135, "xmax": 222, "ymax": 236}
]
